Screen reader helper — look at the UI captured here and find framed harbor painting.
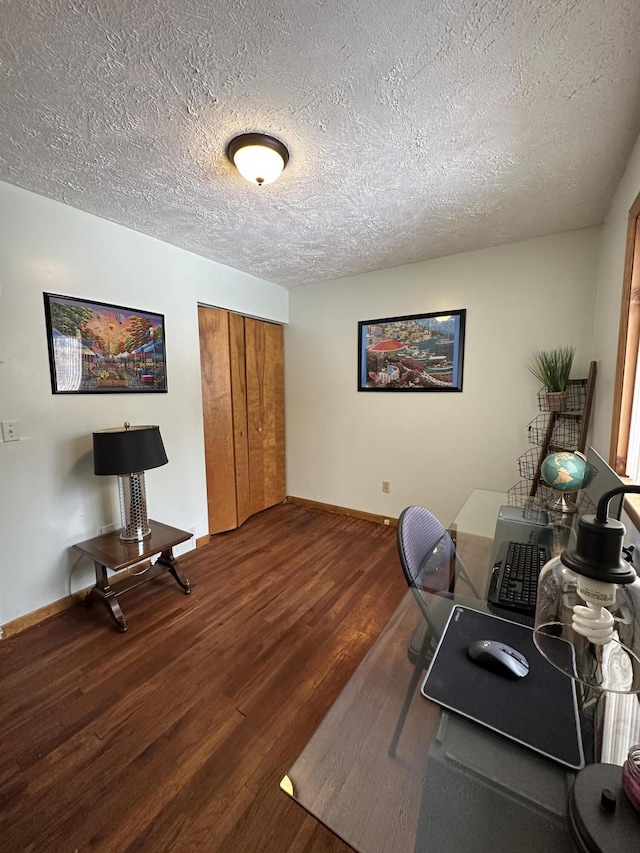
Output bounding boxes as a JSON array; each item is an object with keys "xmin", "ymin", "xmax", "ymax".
[
  {"xmin": 358, "ymin": 309, "xmax": 466, "ymax": 392},
  {"xmin": 43, "ymin": 293, "xmax": 167, "ymax": 394}
]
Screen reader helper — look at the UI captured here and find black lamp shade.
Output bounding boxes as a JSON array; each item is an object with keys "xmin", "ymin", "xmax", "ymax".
[{"xmin": 93, "ymin": 425, "xmax": 168, "ymax": 475}]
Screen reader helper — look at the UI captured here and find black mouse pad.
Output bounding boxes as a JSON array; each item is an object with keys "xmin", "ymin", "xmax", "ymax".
[{"xmin": 421, "ymin": 605, "xmax": 585, "ymax": 770}]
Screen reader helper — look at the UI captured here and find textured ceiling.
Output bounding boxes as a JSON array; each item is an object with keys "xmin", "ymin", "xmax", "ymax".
[{"xmin": 2, "ymin": 0, "xmax": 640, "ymax": 288}]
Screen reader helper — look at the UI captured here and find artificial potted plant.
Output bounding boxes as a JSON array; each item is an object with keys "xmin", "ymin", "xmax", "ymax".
[{"xmin": 527, "ymin": 346, "xmax": 575, "ymax": 412}]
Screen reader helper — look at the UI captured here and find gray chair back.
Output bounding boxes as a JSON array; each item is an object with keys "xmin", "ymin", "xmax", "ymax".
[{"xmin": 397, "ymin": 505, "xmax": 455, "ymax": 596}]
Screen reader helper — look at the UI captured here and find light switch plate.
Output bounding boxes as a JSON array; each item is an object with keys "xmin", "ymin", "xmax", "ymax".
[{"xmin": 1, "ymin": 421, "xmax": 19, "ymax": 442}]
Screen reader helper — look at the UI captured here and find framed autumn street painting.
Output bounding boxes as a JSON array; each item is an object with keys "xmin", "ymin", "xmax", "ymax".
[
  {"xmin": 358, "ymin": 309, "xmax": 466, "ymax": 391},
  {"xmin": 43, "ymin": 293, "xmax": 167, "ymax": 394}
]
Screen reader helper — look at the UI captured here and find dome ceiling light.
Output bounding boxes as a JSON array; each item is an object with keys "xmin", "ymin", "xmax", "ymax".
[{"xmin": 227, "ymin": 133, "xmax": 289, "ymax": 186}]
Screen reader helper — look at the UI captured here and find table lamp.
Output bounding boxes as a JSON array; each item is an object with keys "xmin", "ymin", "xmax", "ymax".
[
  {"xmin": 534, "ymin": 485, "xmax": 640, "ymax": 693},
  {"xmin": 93, "ymin": 422, "xmax": 168, "ymax": 541},
  {"xmin": 534, "ymin": 485, "xmax": 640, "ymax": 852}
]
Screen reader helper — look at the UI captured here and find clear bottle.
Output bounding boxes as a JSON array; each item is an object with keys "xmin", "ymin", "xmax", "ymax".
[{"xmin": 621, "ymin": 743, "xmax": 640, "ymax": 813}]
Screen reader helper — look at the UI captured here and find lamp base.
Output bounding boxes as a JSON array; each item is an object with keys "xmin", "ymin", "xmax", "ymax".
[
  {"xmin": 118, "ymin": 527, "xmax": 152, "ymax": 542},
  {"xmin": 568, "ymin": 763, "xmax": 639, "ymax": 853},
  {"xmin": 117, "ymin": 472, "xmax": 151, "ymax": 542}
]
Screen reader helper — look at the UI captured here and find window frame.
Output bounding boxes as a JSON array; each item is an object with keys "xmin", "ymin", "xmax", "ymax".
[{"xmin": 611, "ymin": 190, "xmax": 640, "ymax": 526}]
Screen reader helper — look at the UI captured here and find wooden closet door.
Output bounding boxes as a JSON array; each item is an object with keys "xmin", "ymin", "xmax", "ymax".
[
  {"xmin": 244, "ymin": 317, "xmax": 286, "ymax": 515},
  {"xmin": 229, "ymin": 312, "xmax": 251, "ymax": 528},
  {"xmin": 198, "ymin": 306, "xmax": 249, "ymax": 534}
]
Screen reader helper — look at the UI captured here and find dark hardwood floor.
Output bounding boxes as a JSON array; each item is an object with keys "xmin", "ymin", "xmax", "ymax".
[{"xmin": 0, "ymin": 503, "xmax": 405, "ymax": 852}]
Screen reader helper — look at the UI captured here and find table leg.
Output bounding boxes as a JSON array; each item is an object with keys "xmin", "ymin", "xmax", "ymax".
[
  {"xmin": 156, "ymin": 548, "xmax": 191, "ymax": 593},
  {"xmin": 89, "ymin": 561, "xmax": 128, "ymax": 632},
  {"xmin": 104, "ymin": 597, "xmax": 128, "ymax": 632}
]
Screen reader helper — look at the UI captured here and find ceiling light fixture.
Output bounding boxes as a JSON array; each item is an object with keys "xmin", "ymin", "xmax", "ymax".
[{"xmin": 227, "ymin": 133, "xmax": 289, "ymax": 186}]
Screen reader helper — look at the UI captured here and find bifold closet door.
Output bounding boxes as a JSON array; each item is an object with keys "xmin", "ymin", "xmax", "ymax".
[
  {"xmin": 198, "ymin": 306, "xmax": 284, "ymax": 535},
  {"xmin": 229, "ymin": 312, "xmax": 251, "ymax": 528},
  {"xmin": 198, "ymin": 306, "xmax": 250, "ymax": 534},
  {"xmin": 244, "ymin": 317, "xmax": 286, "ymax": 516}
]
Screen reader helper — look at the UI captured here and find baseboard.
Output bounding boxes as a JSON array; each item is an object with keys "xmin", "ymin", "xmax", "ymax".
[
  {"xmin": 1, "ymin": 532, "xmax": 211, "ymax": 640},
  {"xmin": 2, "ymin": 593, "xmax": 81, "ymax": 639},
  {"xmin": 286, "ymin": 495, "xmax": 398, "ymax": 528}
]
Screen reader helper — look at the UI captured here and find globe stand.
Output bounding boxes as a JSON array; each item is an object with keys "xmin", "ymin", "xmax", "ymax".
[{"xmin": 546, "ymin": 490, "xmax": 579, "ymax": 515}]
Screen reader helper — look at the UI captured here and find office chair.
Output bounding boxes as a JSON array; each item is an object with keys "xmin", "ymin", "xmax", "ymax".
[
  {"xmin": 397, "ymin": 505, "xmax": 480, "ymax": 643},
  {"xmin": 389, "ymin": 505, "xmax": 481, "ymax": 756}
]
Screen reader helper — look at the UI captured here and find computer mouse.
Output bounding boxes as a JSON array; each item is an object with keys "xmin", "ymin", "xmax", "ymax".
[{"xmin": 467, "ymin": 639, "xmax": 529, "ymax": 679}]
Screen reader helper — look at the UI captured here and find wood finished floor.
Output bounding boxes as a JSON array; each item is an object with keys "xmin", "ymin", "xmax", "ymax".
[{"xmin": 0, "ymin": 503, "xmax": 405, "ymax": 852}]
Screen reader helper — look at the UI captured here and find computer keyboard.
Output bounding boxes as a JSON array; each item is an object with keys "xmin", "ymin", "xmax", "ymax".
[{"xmin": 487, "ymin": 540, "xmax": 549, "ymax": 616}]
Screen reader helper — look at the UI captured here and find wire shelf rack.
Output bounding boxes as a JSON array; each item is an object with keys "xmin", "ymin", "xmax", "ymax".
[
  {"xmin": 527, "ymin": 413, "xmax": 581, "ymax": 449},
  {"xmin": 537, "ymin": 380, "xmax": 587, "ymax": 413},
  {"xmin": 517, "ymin": 447, "xmax": 542, "ymax": 481},
  {"xmin": 507, "ymin": 479, "xmax": 596, "ymax": 518}
]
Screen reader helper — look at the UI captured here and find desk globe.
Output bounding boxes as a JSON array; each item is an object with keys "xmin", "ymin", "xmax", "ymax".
[
  {"xmin": 540, "ymin": 451, "xmax": 594, "ymax": 515},
  {"xmin": 541, "ymin": 451, "xmax": 594, "ymax": 493}
]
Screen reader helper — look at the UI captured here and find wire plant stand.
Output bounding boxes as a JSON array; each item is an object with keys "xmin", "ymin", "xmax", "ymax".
[{"xmin": 508, "ymin": 362, "xmax": 597, "ymax": 512}]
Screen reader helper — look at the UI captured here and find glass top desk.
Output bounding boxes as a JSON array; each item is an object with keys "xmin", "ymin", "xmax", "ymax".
[{"xmin": 282, "ymin": 491, "xmax": 632, "ymax": 853}]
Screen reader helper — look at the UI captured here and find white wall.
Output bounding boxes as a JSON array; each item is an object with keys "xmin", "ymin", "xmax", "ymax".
[
  {"xmin": 7, "ymin": 128, "xmax": 640, "ymax": 628},
  {"xmin": 591, "ymin": 130, "xmax": 640, "ymax": 453},
  {"xmin": 286, "ymin": 229, "xmax": 600, "ymax": 526},
  {"xmin": 0, "ymin": 181, "xmax": 288, "ymax": 626}
]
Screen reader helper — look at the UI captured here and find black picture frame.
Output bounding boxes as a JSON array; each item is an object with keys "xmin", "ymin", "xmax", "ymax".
[
  {"xmin": 43, "ymin": 293, "xmax": 167, "ymax": 394},
  {"xmin": 358, "ymin": 309, "xmax": 466, "ymax": 391}
]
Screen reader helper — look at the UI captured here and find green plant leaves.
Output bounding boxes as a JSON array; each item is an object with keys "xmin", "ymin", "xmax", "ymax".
[{"xmin": 527, "ymin": 346, "xmax": 575, "ymax": 392}]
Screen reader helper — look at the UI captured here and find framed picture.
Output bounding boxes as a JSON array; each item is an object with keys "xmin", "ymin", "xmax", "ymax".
[
  {"xmin": 358, "ymin": 309, "xmax": 466, "ymax": 391},
  {"xmin": 43, "ymin": 293, "xmax": 167, "ymax": 394}
]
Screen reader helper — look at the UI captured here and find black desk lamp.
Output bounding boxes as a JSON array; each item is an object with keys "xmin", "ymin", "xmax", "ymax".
[
  {"xmin": 534, "ymin": 485, "xmax": 640, "ymax": 693},
  {"xmin": 93, "ymin": 422, "xmax": 168, "ymax": 541},
  {"xmin": 533, "ymin": 485, "xmax": 640, "ymax": 851}
]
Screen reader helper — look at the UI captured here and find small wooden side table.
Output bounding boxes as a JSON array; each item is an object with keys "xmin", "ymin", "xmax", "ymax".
[{"xmin": 74, "ymin": 520, "xmax": 192, "ymax": 632}]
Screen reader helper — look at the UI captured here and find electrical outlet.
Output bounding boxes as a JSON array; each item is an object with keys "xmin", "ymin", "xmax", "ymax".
[
  {"xmin": 383, "ymin": 518, "xmax": 390, "ymax": 526},
  {"xmin": 382, "ymin": 480, "xmax": 390, "ymax": 493},
  {"xmin": 1, "ymin": 420, "xmax": 19, "ymax": 442}
]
